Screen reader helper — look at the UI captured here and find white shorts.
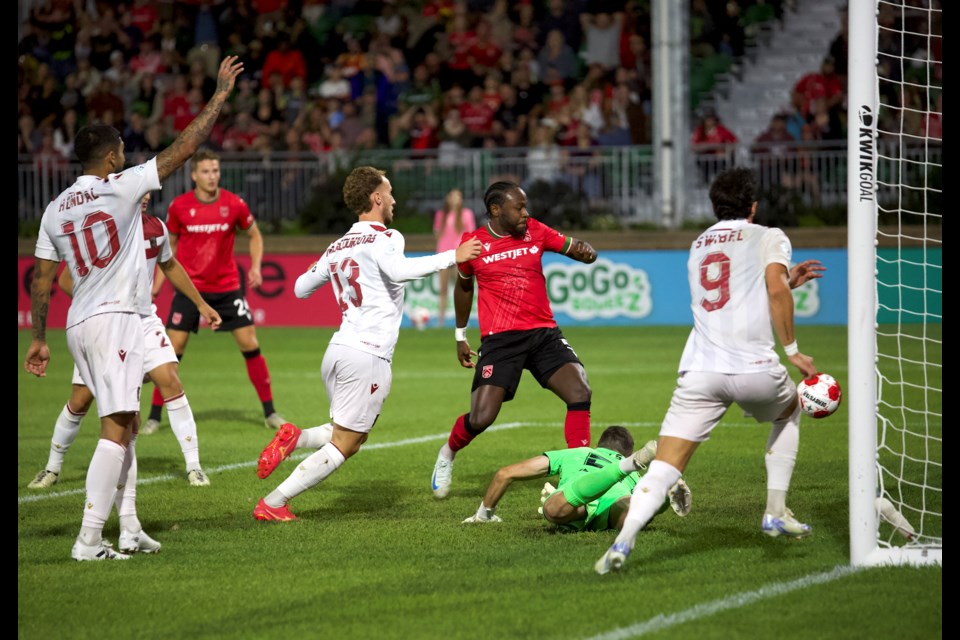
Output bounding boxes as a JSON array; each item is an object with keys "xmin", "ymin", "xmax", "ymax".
[
  {"xmin": 321, "ymin": 343, "xmax": 392, "ymax": 434},
  {"xmin": 67, "ymin": 313, "xmax": 144, "ymax": 418},
  {"xmin": 659, "ymin": 367, "xmax": 797, "ymax": 442},
  {"xmin": 72, "ymin": 314, "xmax": 177, "ymax": 385}
]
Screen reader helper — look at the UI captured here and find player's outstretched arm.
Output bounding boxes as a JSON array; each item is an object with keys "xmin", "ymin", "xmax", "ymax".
[
  {"xmin": 788, "ymin": 259, "xmax": 825, "ymax": 289},
  {"xmin": 155, "ymin": 56, "xmax": 243, "ymax": 181},
  {"xmin": 566, "ymin": 237, "xmax": 597, "ymax": 264},
  {"xmin": 463, "ymin": 455, "xmax": 551, "ymax": 523},
  {"xmin": 766, "ymin": 263, "xmax": 816, "ymax": 379},
  {"xmin": 294, "ymin": 259, "xmax": 331, "ymax": 299},
  {"xmin": 454, "ymin": 237, "xmax": 482, "ymax": 263},
  {"xmin": 25, "ymin": 258, "xmax": 58, "ymax": 377},
  {"xmin": 158, "ymin": 256, "xmax": 222, "ymax": 330}
]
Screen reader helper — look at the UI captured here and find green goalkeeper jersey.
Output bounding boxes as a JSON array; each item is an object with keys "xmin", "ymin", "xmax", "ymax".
[{"xmin": 543, "ymin": 447, "xmax": 641, "ymax": 531}]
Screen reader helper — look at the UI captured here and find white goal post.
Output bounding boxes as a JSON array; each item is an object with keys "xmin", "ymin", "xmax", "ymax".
[{"xmin": 847, "ymin": 0, "xmax": 942, "ymax": 566}]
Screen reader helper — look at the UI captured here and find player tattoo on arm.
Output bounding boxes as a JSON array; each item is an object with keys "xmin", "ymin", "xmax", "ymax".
[
  {"xmin": 155, "ymin": 57, "xmax": 243, "ymax": 181},
  {"xmin": 29, "ymin": 259, "xmax": 58, "ymax": 342}
]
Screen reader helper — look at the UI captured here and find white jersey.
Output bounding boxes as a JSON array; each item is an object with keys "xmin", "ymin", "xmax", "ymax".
[
  {"xmin": 295, "ymin": 221, "xmax": 456, "ymax": 361},
  {"xmin": 35, "ymin": 158, "xmax": 161, "ymax": 328},
  {"xmin": 139, "ymin": 214, "xmax": 173, "ymax": 316},
  {"xmin": 677, "ymin": 218, "xmax": 791, "ymax": 374}
]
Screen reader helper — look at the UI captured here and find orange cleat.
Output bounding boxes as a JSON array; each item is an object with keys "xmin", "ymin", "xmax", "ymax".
[
  {"xmin": 253, "ymin": 498, "xmax": 298, "ymax": 522},
  {"xmin": 257, "ymin": 422, "xmax": 302, "ymax": 479}
]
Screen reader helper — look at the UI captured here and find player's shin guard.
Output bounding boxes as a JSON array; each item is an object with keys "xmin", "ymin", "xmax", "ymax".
[
  {"xmin": 447, "ymin": 413, "xmax": 479, "ymax": 454},
  {"xmin": 46, "ymin": 403, "xmax": 86, "ymax": 473},
  {"xmin": 165, "ymin": 393, "xmax": 201, "ymax": 470},
  {"xmin": 563, "ymin": 463, "xmax": 625, "ymax": 507},
  {"xmin": 114, "ymin": 438, "xmax": 141, "ymax": 534},
  {"xmin": 242, "ymin": 348, "xmax": 274, "ymax": 404},
  {"xmin": 564, "ymin": 402, "xmax": 591, "ymax": 448},
  {"xmin": 614, "ymin": 460, "xmax": 682, "ymax": 551},
  {"xmin": 80, "ymin": 440, "xmax": 127, "ymax": 541},
  {"xmin": 765, "ymin": 404, "xmax": 801, "ymax": 516},
  {"xmin": 272, "ymin": 442, "xmax": 346, "ymax": 504}
]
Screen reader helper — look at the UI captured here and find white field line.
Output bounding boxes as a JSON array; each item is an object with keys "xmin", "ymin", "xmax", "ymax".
[
  {"xmin": 584, "ymin": 565, "xmax": 863, "ymax": 640},
  {"xmin": 18, "ymin": 420, "xmax": 758, "ymax": 505}
]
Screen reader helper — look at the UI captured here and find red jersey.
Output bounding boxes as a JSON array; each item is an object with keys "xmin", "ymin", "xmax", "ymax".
[
  {"xmin": 165, "ymin": 189, "xmax": 254, "ymax": 293},
  {"xmin": 458, "ymin": 218, "xmax": 572, "ymax": 336}
]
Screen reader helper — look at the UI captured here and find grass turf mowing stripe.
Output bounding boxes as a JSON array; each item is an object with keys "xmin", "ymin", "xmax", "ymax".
[{"xmin": 585, "ymin": 565, "xmax": 863, "ymax": 640}]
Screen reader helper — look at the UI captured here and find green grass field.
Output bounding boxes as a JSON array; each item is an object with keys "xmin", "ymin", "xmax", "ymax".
[{"xmin": 18, "ymin": 326, "xmax": 941, "ymax": 640}]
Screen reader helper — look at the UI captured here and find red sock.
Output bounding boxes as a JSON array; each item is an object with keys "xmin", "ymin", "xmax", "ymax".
[
  {"xmin": 243, "ymin": 350, "xmax": 273, "ymax": 403},
  {"xmin": 447, "ymin": 413, "xmax": 477, "ymax": 453},
  {"xmin": 564, "ymin": 408, "xmax": 591, "ymax": 448},
  {"xmin": 151, "ymin": 386, "xmax": 164, "ymax": 410}
]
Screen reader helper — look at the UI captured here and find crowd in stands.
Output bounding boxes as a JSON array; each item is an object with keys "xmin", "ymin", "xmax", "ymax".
[{"xmin": 18, "ymin": 0, "xmax": 776, "ymax": 167}]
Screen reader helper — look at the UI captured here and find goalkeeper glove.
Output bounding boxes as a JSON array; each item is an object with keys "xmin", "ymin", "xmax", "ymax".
[
  {"xmin": 462, "ymin": 501, "xmax": 502, "ymax": 523},
  {"xmin": 538, "ymin": 482, "xmax": 557, "ymax": 515}
]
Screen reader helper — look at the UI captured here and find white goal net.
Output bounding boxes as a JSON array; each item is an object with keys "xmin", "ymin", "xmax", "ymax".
[{"xmin": 848, "ymin": 0, "xmax": 941, "ymax": 566}]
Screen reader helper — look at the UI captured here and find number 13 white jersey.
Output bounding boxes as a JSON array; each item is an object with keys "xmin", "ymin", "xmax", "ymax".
[
  {"xmin": 678, "ymin": 218, "xmax": 792, "ymax": 374},
  {"xmin": 295, "ymin": 221, "xmax": 456, "ymax": 361},
  {"xmin": 35, "ymin": 158, "xmax": 162, "ymax": 329}
]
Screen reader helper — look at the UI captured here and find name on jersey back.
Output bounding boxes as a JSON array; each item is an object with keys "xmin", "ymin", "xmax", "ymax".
[
  {"xmin": 58, "ymin": 189, "xmax": 100, "ymax": 211},
  {"xmin": 695, "ymin": 229, "xmax": 744, "ymax": 249}
]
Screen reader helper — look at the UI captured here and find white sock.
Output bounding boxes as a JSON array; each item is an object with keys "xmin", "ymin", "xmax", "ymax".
[
  {"xmin": 267, "ymin": 442, "xmax": 346, "ymax": 506},
  {"xmin": 166, "ymin": 393, "xmax": 201, "ymax": 471},
  {"xmin": 297, "ymin": 423, "xmax": 334, "ymax": 449},
  {"xmin": 765, "ymin": 404, "xmax": 801, "ymax": 516},
  {"xmin": 46, "ymin": 403, "xmax": 85, "ymax": 473},
  {"xmin": 619, "ymin": 457, "xmax": 635, "ymax": 474},
  {"xmin": 613, "ymin": 460, "xmax": 682, "ymax": 551},
  {"xmin": 79, "ymin": 439, "xmax": 127, "ymax": 539},
  {"xmin": 439, "ymin": 443, "xmax": 455, "ymax": 461},
  {"xmin": 114, "ymin": 437, "xmax": 142, "ymax": 533}
]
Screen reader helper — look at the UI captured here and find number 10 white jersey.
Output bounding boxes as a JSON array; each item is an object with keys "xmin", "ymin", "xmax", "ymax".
[
  {"xmin": 295, "ymin": 221, "xmax": 456, "ymax": 361},
  {"xmin": 35, "ymin": 158, "xmax": 162, "ymax": 328},
  {"xmin": 677, "ymin": 218, "xmax": 792, "ymax": 374}
]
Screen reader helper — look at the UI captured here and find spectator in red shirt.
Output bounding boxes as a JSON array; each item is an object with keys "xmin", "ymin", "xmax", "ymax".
[
  {"xmin": 459, "ymin": 85, "xmax": 495, "ymax": 141},
  {"xmin": 792, "ymin": 56, "xmax": 844, "ymax": 118},
  {"xmin": 692, "ymin": 110, "xmax": 738, "ymax": 182},
  {"xmin": 260, "ymin": 32, "xmax": 307, "ymax": 90}
]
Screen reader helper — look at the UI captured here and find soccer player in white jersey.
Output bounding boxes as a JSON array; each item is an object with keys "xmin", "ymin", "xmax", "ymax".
[
  {"xmin": 594, "ymin": 167, "xmax": 825, "ymax": 574},
  {"xmin": 28, "ymin": 195, "xmax": 223, "ymax": 494},
  {"xmin": 251, "ymin": 166, "xmax": 482, "ymax": 521},
  {"xmin": 24, "ymin": 56, "xmax": 243, "ymax": 561}
]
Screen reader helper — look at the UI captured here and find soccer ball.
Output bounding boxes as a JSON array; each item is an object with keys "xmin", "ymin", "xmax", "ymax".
[
  {"xmin": 797, "ymin": 373, "xmax": 842, "ymax": 418},
  {"xmin": 409, "ymin": 306, "xmax": 431, "ymax": 330}
]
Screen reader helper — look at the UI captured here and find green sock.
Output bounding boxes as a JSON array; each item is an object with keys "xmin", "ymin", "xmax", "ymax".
[{"xmin": 562, "ymin": 464, "xmax": 627, "ymax": 507}]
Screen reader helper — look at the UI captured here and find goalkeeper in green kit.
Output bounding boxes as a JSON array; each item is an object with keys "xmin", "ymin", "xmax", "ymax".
[{"xmin": 463, "ymin": 426, "xmax": 692, "ymax": 530}]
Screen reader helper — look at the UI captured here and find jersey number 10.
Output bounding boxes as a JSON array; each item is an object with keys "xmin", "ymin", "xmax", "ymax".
[{"xmin": 61, "ymin": 212, "xmax": 120, "ymax": 277}]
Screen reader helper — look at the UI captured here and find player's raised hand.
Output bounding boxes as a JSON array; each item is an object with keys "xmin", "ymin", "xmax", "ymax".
[
  {"xmin": 24, "ymin": 340, "xmax": 50, "ymax": 377},
  {"xmin": 788, "ymin": 260, "xmax": 826, "ymax": 289},
  {"xmin": 214, "ymin": 56, "xmax": 244, "ymax": 97},
  {"xmin": 455, "ymin": 238, "xmax": 482, "ymax": 263}
]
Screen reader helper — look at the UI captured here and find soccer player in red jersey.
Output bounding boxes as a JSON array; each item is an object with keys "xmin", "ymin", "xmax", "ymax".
[
  {"xmin": 431, "ymin": 181, "xmax": 598, "ymax": 499},
  {"xmin": 146, "ymin": 149, "xmax": 285, "ymax": 432}
]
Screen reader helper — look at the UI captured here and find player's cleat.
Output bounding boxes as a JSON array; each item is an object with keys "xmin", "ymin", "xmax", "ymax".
[
  {"xmin": 594, "ymin": 541, "xmax": 632, "ymax": 575},
  {"xmin": 669, "ymin": 478, "xmax": 692, "ymax": 517},
  {"xmin": 71, "ymin": 539, "xmax": 131, "ymax": 561},
  {"xmin": 140, "ymin": 418, "xmax": 162, "ymax": 435},
  {"xmin": 631, "ymin": 439, "xmax": 658, "ymax": 470},
  {"xmin": 264, "ymin": 413, "xmax": 286, "ymax": 431},
  {"xmin": 27, "ymin": 469, "xmax": 59, "ymax": 489},
  {"xmin": 431, "ymin": 452, "xmax": 454, "ymax": 499},
  {"xmin": 253, "ymin": 498, "xmax": 298, "ymax": 522},
  {"xmin": 119, "ymin": 529, "xmax": 162, "ymax": 554},
  {"xmin": 257, "ymin": 422, "xmax": 302, "ymax": 479},
  {"xmin": 187, "ymin": 468, "xmax": 211, "ymax": 486},
  {"xmin": 761, "ymin": 508, "xmax": 812, "ymax": 539}
]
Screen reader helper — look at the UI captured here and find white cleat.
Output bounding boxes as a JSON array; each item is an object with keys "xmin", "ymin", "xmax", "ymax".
[
  {"xmin": 72, "ymin": 539, "xmax": 131, "ymax": 561},
  {"xmin": 28, "ymin": 469, "xmax": 59, "ymax": 489},
  {"xmin": 431, "ymin": 451, "xmax": 454, "ymax": 499},
  {"xmin": 187, "ymin": 468, "xmax": 211, "ymax": 487},
  {"xmin": 669, "ymin": 478, "xmax": 692, "ymax": 517},
  {"xmin": 594, "ymin": 542, "xmax": 631, "ymax": 575},
  {"xmin": 632, "ymin": 440, "xmax": 658, "ymax": 470},
  {"xmin": 140, "ymin": 418, "xmax": 161, "ymax": 435},
  {"xmin": 119, "ymin": 529, "xmax": 162, "ymax": 554},
  {"xmin": 264, "ymin": 413, "xmax": 286, "ymax": 430},
  {"xmin": 761, "ymin": 508, "xmax": 812, "ymax": 539}
]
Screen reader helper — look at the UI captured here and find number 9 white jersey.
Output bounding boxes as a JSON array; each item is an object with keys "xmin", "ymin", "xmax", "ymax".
[
  {"xmin": 294, "ymin": 221, "xmax": 456, "ymax": 361},
  {"xmin": 35, "ymin": 158, "xmax": 162, "ymax": 329},
  {"xmin": 678, "ymin": 218, "xmax": 792, "ymax": 374}
]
